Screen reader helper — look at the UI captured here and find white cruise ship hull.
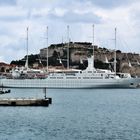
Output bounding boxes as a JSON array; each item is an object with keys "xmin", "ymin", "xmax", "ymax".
[{"xmin": 0, "ymin": 78, "xmax": 139, "ymax": 89}]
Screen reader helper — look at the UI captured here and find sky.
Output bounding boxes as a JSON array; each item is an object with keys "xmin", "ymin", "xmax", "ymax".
[{"xmin": 0, "ymin": 0, "xmax": 140, "ymax": 63}]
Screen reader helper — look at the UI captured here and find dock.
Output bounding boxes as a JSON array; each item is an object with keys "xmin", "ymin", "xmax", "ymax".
[{"xmin": 0, "ymin": 98, "xmax": 52, "ymax": 106}]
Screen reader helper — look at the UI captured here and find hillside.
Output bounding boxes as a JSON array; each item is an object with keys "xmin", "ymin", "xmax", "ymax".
[{"xmin": 10, "ymin": 42, "xmax": 140, "ymax": 76}]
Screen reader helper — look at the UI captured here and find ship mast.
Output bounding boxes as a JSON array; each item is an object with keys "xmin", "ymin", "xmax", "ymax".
[
  {"xmin": 114, "ymin": 28, "xmax": 117, "ymax": 75},
  {"xmin": 25, "ymin": 27, "xmax": 29, "ymax": 70},
  {"xmin": 92, "ymin": 24, "xmax": 94, "ymax": 69},
  {"xmin": 67, "ymin": 25, "xmax": 70, "ymax": 70},
  {"xmin": 46, "ymin": 26, "xmax": 49, "ymax": 72}
]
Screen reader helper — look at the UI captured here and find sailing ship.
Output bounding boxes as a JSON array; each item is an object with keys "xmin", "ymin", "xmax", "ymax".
[{"xmin": 0, "ymin": 26, "xmax": 139, "ymax": 89}]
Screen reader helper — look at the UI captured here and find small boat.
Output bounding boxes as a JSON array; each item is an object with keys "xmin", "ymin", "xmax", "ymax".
[{"xmin": 0, "ymin": 89, "xmax": 11, "ymax": 94}]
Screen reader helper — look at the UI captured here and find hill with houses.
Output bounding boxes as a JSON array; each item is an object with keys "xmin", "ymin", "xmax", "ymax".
[{"xmin": 1, "ymin": 42, "xmax": 140, "ymax": 76}]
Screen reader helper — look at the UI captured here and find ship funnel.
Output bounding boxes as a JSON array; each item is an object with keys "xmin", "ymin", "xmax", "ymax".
[{"xmin": 87, "ymin": 56, "xmax": 95, "ymax": 70}]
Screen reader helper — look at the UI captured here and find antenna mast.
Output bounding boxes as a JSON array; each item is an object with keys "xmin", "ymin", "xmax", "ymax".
[
  {"xmin": 46, "ymin": 26, "xmax": 49, "ymax": 72},
  {"xmin": 114, "ymin": 28, "xmax": 117, "ymax": 75},
  {"xmin": 92, "ymin": 24, "xmax": 94, "ymax": 69},
  {"xmin": 67, "ymin": 25, "xmax": 70, "ymax": 70},
  {"xmin": 25, "ymin": 27, "xmax": 29, "ymax": 70}
]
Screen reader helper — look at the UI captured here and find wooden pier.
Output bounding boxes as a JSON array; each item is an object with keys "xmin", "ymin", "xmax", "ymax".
[{"xmin": 0, "ymin": 98, "xmax": 52, "ymax": 106}]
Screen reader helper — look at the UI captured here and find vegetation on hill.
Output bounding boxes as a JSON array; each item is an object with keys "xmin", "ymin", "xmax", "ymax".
[{"xmin": 10, "ymin": 42, "xmax": 140, "ymax": 76}]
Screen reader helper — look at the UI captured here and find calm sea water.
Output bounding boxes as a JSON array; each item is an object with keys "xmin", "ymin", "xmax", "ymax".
[{"xmin": 0, "ymin": 88, "xmax": 140, "ymax": 140}]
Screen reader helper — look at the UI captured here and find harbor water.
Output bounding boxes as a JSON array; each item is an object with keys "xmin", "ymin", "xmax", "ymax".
[{"xmin": 0, "ymin": 88, "xmax": 140, "ymax": 140}]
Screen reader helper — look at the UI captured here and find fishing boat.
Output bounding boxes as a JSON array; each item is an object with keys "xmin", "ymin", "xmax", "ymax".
[{"xmin": 0, "ymin": 26, "xmax": 139, "ymax": 89}]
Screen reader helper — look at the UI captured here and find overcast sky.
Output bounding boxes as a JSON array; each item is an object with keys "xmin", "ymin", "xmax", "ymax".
[{"xmin": 0, "ymin": 0, "xmax": 140, "ymax": 63}]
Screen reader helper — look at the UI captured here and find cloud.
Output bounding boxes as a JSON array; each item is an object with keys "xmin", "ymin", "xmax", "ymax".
[
  {"xmin": 0, "ymin": 36, "xmax": 25, "ymax": 62},
  {"xmin": 48, "ymin": 10, "xmax": 102, "ymax": 24},
  {"xmin": 0, "ymin": 0, "xmax": 16, "ymax": 6},
  {"xmin": 17, "ymin": 0, "xmax": 56, "ymax": 9},
  {"xmin": 0, "ymin": 0, "xmax": 139, "ymax": 63},
  {"xmin": 81, "ymin": 0, "xmax": 137, "ymax": 8},
  {"xmin": 0, "ymin": 6, "xmax": 28, "ymax": 22},
  {"xmin": 128, "ymin": 2, "xmax": 140, "ymax": 26}
]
